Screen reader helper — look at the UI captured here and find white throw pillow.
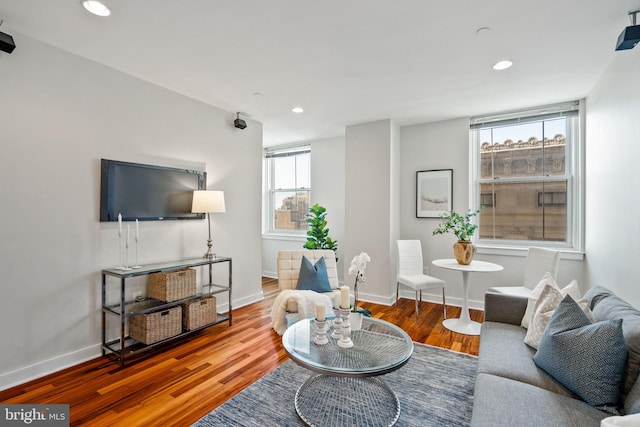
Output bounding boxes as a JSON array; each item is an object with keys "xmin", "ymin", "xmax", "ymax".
[
  {"xmin": 521, "ymin": 272, "xmax": 556, "ymax": 329},
  {"xmin": 524, "ymin": 283, "xmax": 592, "ymax": 349},
  {"xmin": 521, "ymin": 273, "xmax": 580, "ymax": 329},
  {"xmin": 524, "ymin": 284, "xmax": 563, "ymax": 348}
]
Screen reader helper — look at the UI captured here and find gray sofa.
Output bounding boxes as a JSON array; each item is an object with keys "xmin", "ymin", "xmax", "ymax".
[{"xmin": 471, "ymin": 286, "xmax": 640, "ymax": 427}]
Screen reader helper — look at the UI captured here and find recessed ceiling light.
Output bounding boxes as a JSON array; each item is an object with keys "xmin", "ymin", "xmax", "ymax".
[
  {"xmin": 493, "ymin": 60, "xmax": 513, "ymax": 71},
  {"xmin": 291, "ymin": 107, "xmax": 304, "ymax": 114},
  {"xmin": 81, "ymin": 0, "xmax": 111, "ymax": 17}
]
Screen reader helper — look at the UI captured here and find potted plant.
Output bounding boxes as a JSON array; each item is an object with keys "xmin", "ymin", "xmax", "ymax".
[
  {"xmin": 432, "ymin": 209, "xmax": 480, "ymax": 265},
  {"xmin": 348, "ymin": 252, "xmax": 372, "ymax": 316},
  {"xmin": 303, "ymin": 203, "xmax": 338, "ymax": 252}
]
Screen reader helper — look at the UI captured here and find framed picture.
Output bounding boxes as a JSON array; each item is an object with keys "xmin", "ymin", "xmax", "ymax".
[{"xmin": 416, "ymin": 169, "xmax": 453, "ymax": 218}]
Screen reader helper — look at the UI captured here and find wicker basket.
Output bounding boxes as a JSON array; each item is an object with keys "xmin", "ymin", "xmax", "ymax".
[
  {"xmin": 128, "ymin": 306, "xmax": 182, "ymax": 345},
  {"xmin": 147, "ymin": 268, "xmax": 196, "ymax": 302},
  {"xmin": 183, "ymin": 297, "xmax": 217, "ymax": 331}
]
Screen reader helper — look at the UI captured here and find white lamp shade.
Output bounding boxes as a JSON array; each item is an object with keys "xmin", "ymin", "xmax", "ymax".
[{"xmin": 192, "ymin": 190, "xmax": 226, "ymax": 213}]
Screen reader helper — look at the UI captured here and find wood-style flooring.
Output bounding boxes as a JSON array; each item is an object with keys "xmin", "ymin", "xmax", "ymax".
[{"xmin": 0, "ymin": 277, "xmax": 483, "ymax": 426}]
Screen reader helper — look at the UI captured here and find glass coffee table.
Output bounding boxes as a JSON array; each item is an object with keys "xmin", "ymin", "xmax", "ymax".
[{"xmin": 282, "ymin": 316, "xmax": 413, "ymax": 427}]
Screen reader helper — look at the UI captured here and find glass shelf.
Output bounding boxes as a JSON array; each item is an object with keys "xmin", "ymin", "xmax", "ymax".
[
  {"xmin": 102, "ymin": 257, "xmax": 232, "ymax": 278},
  {"xmin": 103, "ymin": 286, "xmax": 230, "ymax": 317}
]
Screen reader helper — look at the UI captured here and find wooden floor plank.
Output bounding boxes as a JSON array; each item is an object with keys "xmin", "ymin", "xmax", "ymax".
[{"xmin": 0, "ymin": 277, "xmax": 482, "ymax": 426}]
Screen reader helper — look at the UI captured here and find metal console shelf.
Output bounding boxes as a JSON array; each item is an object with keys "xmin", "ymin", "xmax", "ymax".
[{"xmin": 101, "ymin": 257, "xmax": 232, "ymax": 366}]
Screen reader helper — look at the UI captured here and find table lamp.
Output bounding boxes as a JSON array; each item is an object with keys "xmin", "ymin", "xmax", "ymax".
[{"xmin": 191, "ymin": 190, "xmax": 226, "ymax": 259}]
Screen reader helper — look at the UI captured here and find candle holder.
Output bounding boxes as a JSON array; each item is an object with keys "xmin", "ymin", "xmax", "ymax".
[
  {"xmin": 122, "ymin": 240, "xmax": 132, "ymax": 271},
  {"xmin": 331, "ymin": 308, "xmax": 343, "ymax": 339},
  {"xmin": 313, "ymin": 319, "xmax": 329, "ymax": 345},
  {"xmin": 116, "ymin": 232, "xmax": 126, "ymax": 270},
  {"xmin": 132, "ymin": 236, "xmax": 142, "ymax": 269},
  {"xmin": 337, "ymin": 307, "xmax": 354, "ymax": 348}
]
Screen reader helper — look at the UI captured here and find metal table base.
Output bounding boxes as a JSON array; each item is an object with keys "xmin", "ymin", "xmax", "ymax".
[{"xmin": 295, "ymin": 374, "xmax": 400, "ymax": 427}]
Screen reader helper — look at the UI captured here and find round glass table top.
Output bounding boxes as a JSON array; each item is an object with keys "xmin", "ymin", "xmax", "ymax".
[{"xmin": 282, "ymin": 316, "xmax": 413, "ymax": 377}]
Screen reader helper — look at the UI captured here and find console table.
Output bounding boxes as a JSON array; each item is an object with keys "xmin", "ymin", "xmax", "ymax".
[{"xmin": 101, "ymin": 257, "xmax": 232, "ymax": 366}]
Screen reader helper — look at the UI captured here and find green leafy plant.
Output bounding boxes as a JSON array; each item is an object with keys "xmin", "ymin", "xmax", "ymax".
[
  {"xmin": 303, "ymin": 203, "xmax": 338, "ymax": 251},
  {"xmin": 432, "ymin": 209, "xmax": 481, "ymax": 241}
]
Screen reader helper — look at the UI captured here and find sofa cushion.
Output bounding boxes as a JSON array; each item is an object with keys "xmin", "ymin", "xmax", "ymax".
[
  {"xmin": 533, "ymin": 295, "xmax": 627, "ymax": 409},
  {"xmin": 585, "ymin": 285, "xmax": 614, "ymax": 309},
  {"xmin": 625, "ymin": 376, "xmax": 640, "ymax": 415},
  {"xmin": 586, "ymin": 287, "xmax": 640, "ymax": 399},
  {"xmin": 471, "ymin": 373, "xmax": 608, "ymax": 427},
  {"xmin": 478, "ymin": 321, "xmax": 575, "ymax": 398},
  {"xmin": 296, "ymin": 256, "xmax": 332, "ymax": 293}
]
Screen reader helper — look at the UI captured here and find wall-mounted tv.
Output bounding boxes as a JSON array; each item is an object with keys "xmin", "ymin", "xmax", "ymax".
[{"xmin": 100, "ymin": 159, "xmax": 205, "ymax": 222}]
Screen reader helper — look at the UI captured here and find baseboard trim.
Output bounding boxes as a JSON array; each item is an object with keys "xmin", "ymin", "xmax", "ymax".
[
  {"xmin": 411, "ymin": 291, "xmax": 484, "ymax": 311},
  {"xmin": 0, "ymin": 292, "xmax": 267, "ymax": 392},
  {"xmin": 360, "ymin": 290, "xmax": 485, "ymax": 311},
  {"xmin": 0, "ymin": 344, "xmax": 101, "ymax": 392}
]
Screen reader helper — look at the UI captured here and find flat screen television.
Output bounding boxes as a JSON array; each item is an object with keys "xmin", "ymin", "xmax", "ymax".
[{"xmin": 100, "ymin": 159, "xmax": 205, "ymax": 222}]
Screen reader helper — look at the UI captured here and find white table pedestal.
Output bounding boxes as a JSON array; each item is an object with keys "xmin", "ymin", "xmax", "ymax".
[{"xmin": 433, "ymin": 259, "xmax": 503, "ymax": 336}]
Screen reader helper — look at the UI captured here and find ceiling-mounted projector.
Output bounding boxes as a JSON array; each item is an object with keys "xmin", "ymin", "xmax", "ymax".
[
  {"xmin": 0, "ymin": 31, "xmax": 15, "ymax": 53},
  {"xmin": 234, "ymin": 112, "xmax": 247, "ymax": 130},
  {"xmin": 0, "ymin": 19, "xmax": 16, "ymax": 53},
  {"xmin": 616, "ymin": 10, "xmax": 640, "ymax": 51}
]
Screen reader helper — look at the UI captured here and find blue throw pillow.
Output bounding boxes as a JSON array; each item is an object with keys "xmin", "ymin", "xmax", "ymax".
[
  {"xmin": 533, "ymin": 295, "xmax": 627, "ymax": 409},
  {"xmin": 296, "ymin": 256, "xmax": 332, "ymax": 293}
]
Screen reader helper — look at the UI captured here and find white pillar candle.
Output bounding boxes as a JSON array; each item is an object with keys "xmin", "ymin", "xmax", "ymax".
[
  {"xmin": 340, "ymin": 286, "xmax": 349, "ymax": 309},
  {"xmin": 135, "ymin": 219, "xmax": 139, "ymax": 240},
  {"xmin": 126, "ymin": 224, "xmax": 130, "ymax": 247},
  {"xmin": 316, "ymin": 303, "xmax": 325, "ymax": 321},
  {"xmin": 118, "ymin": 213, "xmax": 122, "ymax": 236},
  {"xmin": 333, "ymin": 292, "xmax": 341, "ymax": 309}
]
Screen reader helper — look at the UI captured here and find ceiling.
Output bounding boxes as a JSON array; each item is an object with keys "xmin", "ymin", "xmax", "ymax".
[{"xmin": 0, "ymin": 1, "xmax": 637, "ymax": 146}]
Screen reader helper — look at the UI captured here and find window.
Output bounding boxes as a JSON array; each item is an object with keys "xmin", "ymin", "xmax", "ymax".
[
  {"xmin": 265, "ymin": 145, "xmax": 311, "ymax": 233},
  {"xmin": 480, "ymin": 192, "xmax": 495, "ymax": 208},
  {"xmin": 470, "ymin": 101, "xmax": 583, "ymax": 250}
]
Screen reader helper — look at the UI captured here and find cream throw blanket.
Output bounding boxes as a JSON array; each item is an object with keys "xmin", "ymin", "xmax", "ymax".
[{"xmin": 270, "ymin": 289, "xmax": 333, "ymax": 335}]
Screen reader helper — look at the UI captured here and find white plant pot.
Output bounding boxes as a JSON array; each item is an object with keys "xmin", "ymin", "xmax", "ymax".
[{"xmin": 349, "ymin": 312, "xmax": 363, "ymax": 331}]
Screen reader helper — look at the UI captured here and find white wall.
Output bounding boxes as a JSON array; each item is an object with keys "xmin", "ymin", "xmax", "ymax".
[
  {"xmin": 585, "ymin": 50, "xmax": 640, "ymax": 308},
  {"xmin": 0, "ymin": 34, "xmax": 264, "ymax": 390},
  {"xmin": 261, "ymin": 136, "xmax": 346, "ymax": 280},
  {"xmin": 400, "ymin": 118, "xmax": 586, "ymax": 309},
  {"xmin": 261, "ymin": 39, "xmax": 640, "ymax": 316},
  {"xmin": 344, "ymin": 120, "xmax": 399, "ymax": 304}
]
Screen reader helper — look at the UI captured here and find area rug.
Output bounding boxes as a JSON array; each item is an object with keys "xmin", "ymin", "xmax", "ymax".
[{"xmin": 193, "ymin": 343, "xmax": 477, "ymax": 427}]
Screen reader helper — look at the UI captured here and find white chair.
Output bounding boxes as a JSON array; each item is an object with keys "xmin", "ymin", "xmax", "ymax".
[
  {"xmin": 489, "ymin": 247, "xmax": 560, "ymax": 297},
  {"xmin": 276, "ymin": 249, "xmax": 340, "ymax": 313},
  {"xmin": 396, "ymin": 240, "xmax": 446, "ymax": 317}
]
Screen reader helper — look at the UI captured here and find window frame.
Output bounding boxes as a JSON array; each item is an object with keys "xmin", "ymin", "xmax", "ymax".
[
  {"xmin": 263, "ymin": 144, "xmax": 311, "ymax": 236},
  {"xmin": 469, "ymin": 101, "xmax": 585, "ymax": 257}
]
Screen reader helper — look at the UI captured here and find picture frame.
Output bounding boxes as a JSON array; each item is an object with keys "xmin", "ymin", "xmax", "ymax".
[{"xmin": 416, "ymin": 169, "xmax": 453, "ymax": 218}]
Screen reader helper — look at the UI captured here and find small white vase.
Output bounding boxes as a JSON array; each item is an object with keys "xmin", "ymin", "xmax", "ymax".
[{"xmin": 349, "ymin": 312, "xmax": 363, "ymax": 331}]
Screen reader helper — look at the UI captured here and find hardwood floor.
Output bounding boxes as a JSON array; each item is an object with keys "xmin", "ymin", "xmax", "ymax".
[{"xmin": 0, "ymin": 278, "xmax": 482, "ymax": 426}]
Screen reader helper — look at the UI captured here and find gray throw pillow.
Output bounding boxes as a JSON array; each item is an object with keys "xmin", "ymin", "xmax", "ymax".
[
  {"xmin": 296, "ymin": 256, "xmax": 332, "ymax": 293},
  {"xmin": 586, "ymin": 288, "xmax": 640, "ymax": 398},
  {"xmin": 533, "ymin": 295, "xmax": 627, "ymax": 409}
]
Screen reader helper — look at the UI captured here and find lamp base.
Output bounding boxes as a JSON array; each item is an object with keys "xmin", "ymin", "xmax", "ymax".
[{"xmin": 203, "ymin": 238, "xmax": 216, "ymax": 259}]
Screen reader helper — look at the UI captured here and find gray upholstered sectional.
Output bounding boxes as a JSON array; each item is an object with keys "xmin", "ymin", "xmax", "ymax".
[{"xmin": 471, "ymin": 286, "xmax": 640, "ymax": 427}]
